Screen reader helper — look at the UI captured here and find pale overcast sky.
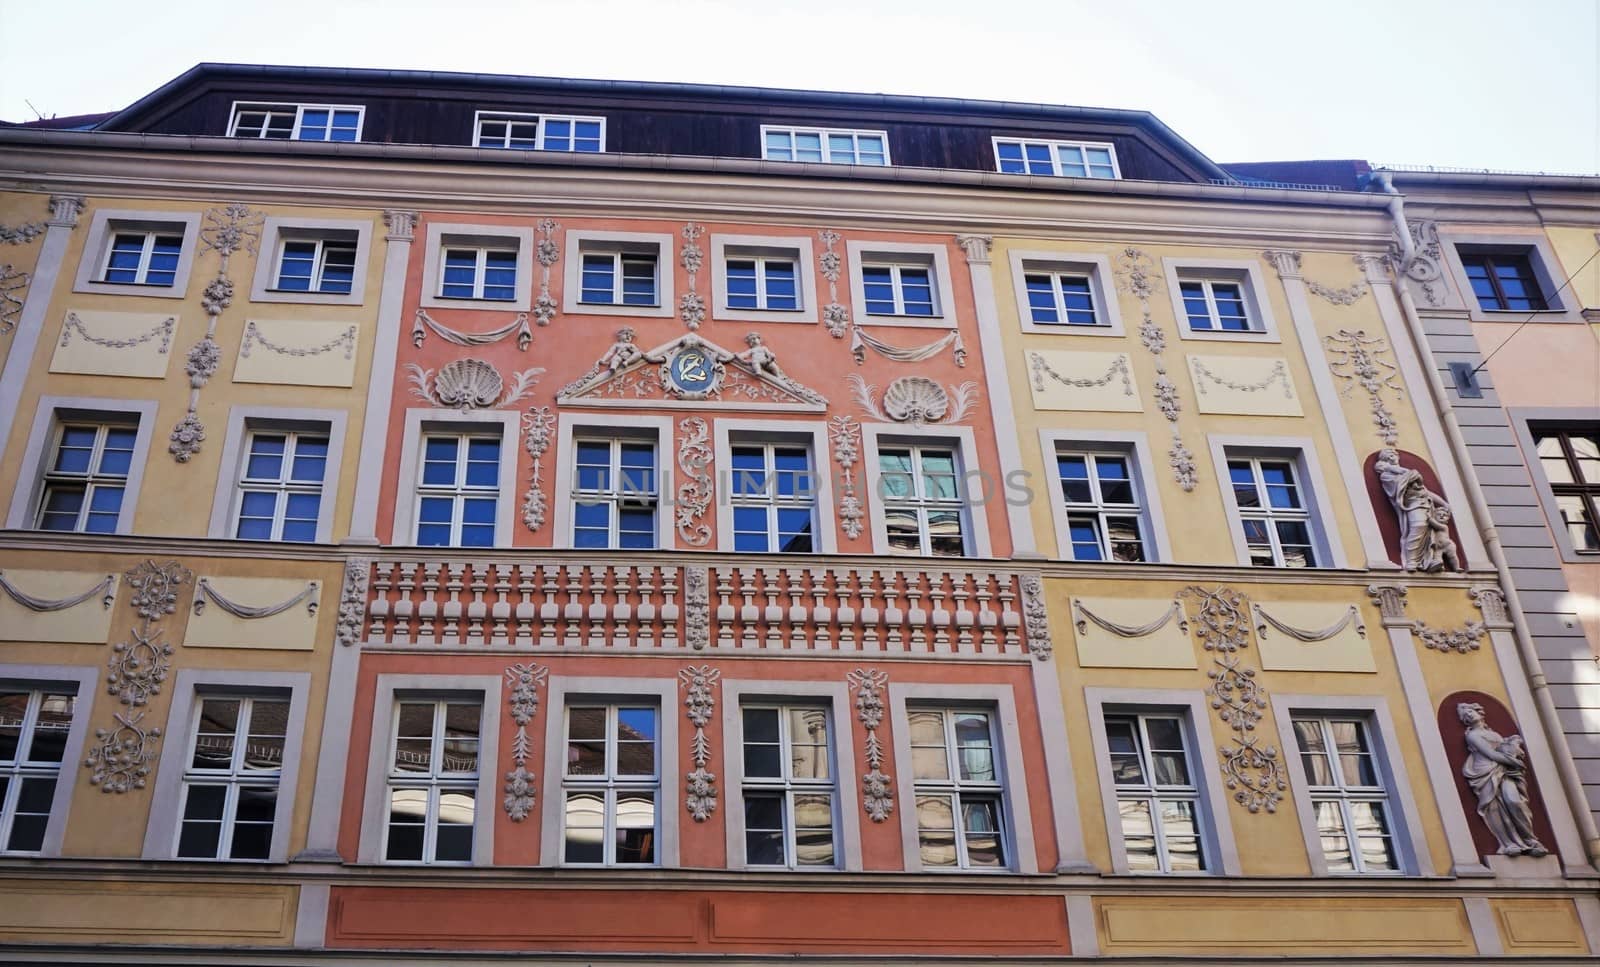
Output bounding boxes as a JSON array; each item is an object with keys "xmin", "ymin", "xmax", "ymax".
[{"xmin": 1, "ymin": 0, "xmax": 1595, "ymax": 173}]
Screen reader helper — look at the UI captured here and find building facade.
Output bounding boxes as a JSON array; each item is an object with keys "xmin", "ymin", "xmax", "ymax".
[{"xmin": 0, "ymin": 63, "xmax": 1596, "ymax": 963}]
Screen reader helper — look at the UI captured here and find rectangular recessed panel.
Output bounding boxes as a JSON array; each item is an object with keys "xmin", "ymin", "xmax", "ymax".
[{"xmin": 50, "ymin": 311, "xmax": 177, "ymax": 379}]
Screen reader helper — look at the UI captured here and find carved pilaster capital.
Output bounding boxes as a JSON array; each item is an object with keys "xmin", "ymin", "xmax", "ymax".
[
  {"xmin": 1468, "ymin": 586, "xmax": 1512, "ymax": 629},
  {"xmin": 1354, "ymin": 254, "xmax": 1391, "ymax": 285},
  {"xmin": 1261, "ymin": 249, "xmax": 1303, "ymax": 280},
  {"xmin": 955, "ymin": 234, "xmax": 993, "ymax": 265},
  {"xmin": 383, "ymin": 210, "xmax": 420, "ymax": 241},
  {"xmin": 47, "ymin": 195, "xmax": 85, "ymax": 228},
  {"xmin": 1366, "ymin": 584, "xmax": 1409, "ymax": 623}
]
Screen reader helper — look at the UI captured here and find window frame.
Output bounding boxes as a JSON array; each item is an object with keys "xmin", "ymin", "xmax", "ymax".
[
  {"xmin": 392, "ymin": 409, "xmax": 519, "ymax": 548},
  {"xmin": 418, "ymin": 222, "xmax": 535, "ymax": 312},
  {"xmin": 561, "ymin": 230, "xmax": 676, "ymax": 319},
  {"xmin": 713, "ymin": 420, "xmax": 838, "ymax": 554},
  {"xmin": 229, "ymin": 428, "xmax": 332, "ymax": 544},
  {"xmin": 726, "ymin": 439, "xmax": 819, "ymax": 555},
  {"xmin": 1511, "ymin": 410, "xmax": 1600, "ymax": 563},
  {"xmin": 860, "ymin": 423, "xmax": 992, "ymax": 558},
  {"xmin": 0, "ymin": 676, "xmax": 90, "ymax": 858},
  {"xmin": 1038, "ymin": 430, "xmax": 1169, "ymax": 564},
  {"xmin": 1437, "ymin": 231, "xmax": 1580, "ymax": 323},
  {"xmin": 142, "ymin": 669, "xmax": 310, "ymax": 864},
  {"xmin": 382, "ymin": 697, "xmax": 485, "ymax": 866},
  {"xmin": 721, "ymin": 678, "xmax": 862, "ymax": 871},
  {"xmin": 539, "ymin": 676, "xmax": 679, "ymax": 869},
  {"xmin": 1084, "ymin": 689, "xmax": 1239, "ymax": 876},
  {"xmin": 738, "ymin": 702, "xmax": 841, "ymax": 869},
  {"xmin": 1161, "ymin": 258, "xmax": 1280, "ymax": 343},
  {"xmin": 1270, "ymin": 695, "xmax": 1429, "ymax": 877},
  {"xmin": 173, "ymin": 693, "xmax": 291, "ymax": 862},
  {"xmin": 710, "ymin": 234, "xmax": 819, "ymax": 324},
  {"xmin": 1208, "ymin": 435, "xmax": 1345, "ymax": 570},
  {"xmin": 991, "ymin": 137, "xmax": 1121, "ymax": 179},
  {"xmin": 568, "ymin": 433, "xmax": 660, "ymax": 551},
  {"xmin": 206, "ymin": 407, "xmax": 347, "ymax": 544},
  {"xmin": 357, "ymin": 675, "xmax": 499, "ymax": 866},
  {"xmin": 760, "ymin": 125, "xmax": 891, "ymax": 166},
  {"xmin": 1053, "ymin": 448, "xmax": 1150, "ymax": 564},
  {"xmin": 871, "ymin": 441, "xmax": 970, "ymax": 559},
  {"xmin": 1007, "ymin": 251, "xmax": 1123, "ymax": 336},
  {"xmin": 7, "ymin": 397, "xmax": 157, "ymax": 535},
  {"xmin": 887, "ymin": 682, "xmax": 1038, "ymax": 874},
  {"xmin": 845, "ymin": 240, "xmax": 957, "ymax": 330},
  {"xmin": 552, "ymin": 414, "xmax": 674, "ymax": 550},
  {"xmin": 72, "ymin": 209, "xmax": 202, "ymax": 299},
  {"xmin": 1227, "ymin": 454, "xmax": 1317, "ymax": 569},
  {"xmin": 32, "ymin": 419, "xmax": 138, "ymax": 535},
  {"xmin": 249, "ymin": 216, "xmax": 372, "ymax": 306},
  {"xmin": 226, "ymin": 101, "xmax": 366, "ymax": 142},
  {"xmin": 414, "ymin": 432, "xmax": 505, "ymax": 549},
  {"xmin": 471, "ymin": 110, "xmax": 606, "ymax": 152},
  {"xmin": 558, "ymin": 702, "xmax": 662, "ymax": 867}
]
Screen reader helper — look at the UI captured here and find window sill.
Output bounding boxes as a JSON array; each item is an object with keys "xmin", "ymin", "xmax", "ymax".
[
  {"xmin": 72, "ymin": 280, "xmax": 186, "ymax": 300},
  {"xmin": 859, "ymin": 313, "xmax": 954, "ymax": 330},
  {"xmin": 714, "ymin": 305, "xmax": 818, "ymax": 325},
  {"xmin": 252, "ymin": 287, "xmax": 364, "ymax": 307},
  {"xmin": 1019, "ymin": 321, "xmax": 1122, "ymax": 337},
  {"xmin": 1176, "ymin": 327, "xmax": 1280, "ymax": 344},
  {"xmin": 419, "ymin": 293, "xmax": 533, "ymax": 312},
  {"xmin": 563, "ymin": 299, "xmax": 674, "ymax": 319}
]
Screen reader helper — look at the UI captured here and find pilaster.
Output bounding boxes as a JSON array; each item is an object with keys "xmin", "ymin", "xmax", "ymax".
[
  {"xmin": 347, "ymin": 209, "xmax": 417, "ymax": 542},
  {"xmin": 0, "ymin": 194, "xmax": 84, "ymax": 466}
]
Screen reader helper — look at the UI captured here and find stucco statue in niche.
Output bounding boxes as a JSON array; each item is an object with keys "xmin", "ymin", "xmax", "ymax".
[
  {"xmin": 599, "ymin": 327, "xmax": 648, "ymax": 372},
  {"xmin": 1458, "ymin": 702, "xmax": 1548, "ymax": 857},
  {"xmin": 735, "ymin": 332, "xmax": 785, "ymax": 379},
  {"xmin": 1375, "ymin": 448, "xmax": 1460, "ymax": 572}
]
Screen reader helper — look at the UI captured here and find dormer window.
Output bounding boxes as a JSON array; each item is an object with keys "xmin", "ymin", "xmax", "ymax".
[
  {"xmin": 993, "ymin": 138, "xmax": 1119, "ymax": 179},
  {"xmin": 229, "ymin": 103, "xmax": 364, "ymax": 142},
  {"xmin": 473, "ymin": 112, "xmax": 604, "ymax": 152}
]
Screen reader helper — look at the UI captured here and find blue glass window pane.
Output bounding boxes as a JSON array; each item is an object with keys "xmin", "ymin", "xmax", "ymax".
[
  {"xmin": 1259, "ymin": 463, "xmax": 1291, "ymax": 487},
  {"xmin": 84, "ymin": 510, "xmax": 119, "ymax": 533},
  {"xmin": 236, "ymin": 515, "xmax": 273, "ymax": 540},
  {"xmin": 285, "ymin": 492, "xmax": 320, "ymax": 520},
  {"xmin": 620, "ymin": 443, "xmax": 654, "ymax": 468},
  {"xmin": 299, "ymin": 110, "xmax": 329, "ymax": 141},
  {"xmin": 462, "ymin": 499, "xmax": 496, "ymax": 525},
  {"xmin": 862, "ymin": 265, "xmax": 897, "ymax": 314},
  {"xmin": 416, "ymin": 524, "xmax": 451, "ymax": 546},
  {"xmin": 900, "ymin": 268, "xmax": 934, "ymax": 315},
  {"xmin": 734, "ymin": 530, "xmax": 769, "ymax": 552},
  {"xmin": 1025, "ymin": 143, "xmax": 1054, "ymax": 175},
  {"xmin": 53, "ymin": 428, "xmax": 96, "ymax": 473},
  {"xmin": 277, "ymin": 241, "xmax": 316, "ymax": 290},
  {"xmin": 329, "ymin": 111, "xmax": 360, "ymax": 142},
  {"xmin": 765, "ymin": 132, "xmax": 792, "ymax": 160},
  {"xmin": 464, "ymin": 461, "xmax": 499, "ymax": 489},
  {"xmin": 997, "ymin": 142, "xmax": 1025, "ymax": 173},
  {"xmin": 573, "ymin": 121, "xmax": 602, "ymax": 152},
  {"xmin": 764, "ymin": 262, "xmax": 798, "ymax": 308},
  {"xmin": 239, "ymin": 490, "xmax": 277, "ymax": 517},
  {"xmin": 618, "ymin": 468, "xmax": 655, "ymax": 497},
  {"xmin": 621, "ymin": 258, "xmax": 656, "ymax": 305},
  {"xmin": 418, "ymin": 496, "xmax": 453, "ymax": 524},
  {"xmin": 794, "ymin": 133, "xmax": 823, "ymax": 162},
  {"xmin": 618, "ymin": 509, "xmax": 656, "ymax": 549},
  {"xmin": 96, "ymin": 442, "xmax": 133, "ymax": 477},
  {"xmin": 1025, "ymin": 275, "xmax": 1058, "ymax": 322},
  {"xmin": 88, "ymin": 487, "xmax": 122, "ymax": 513},
  {"xmin": 1069, "ymin": 519, "xmax": 1104, "ymax": 560},
  {"xmin": 581, "ymin": 255, "xmax": 615, "ymax": 303},
  {"xmin": 726, "ymin": 260, "xmax": 758, "ymax": 308},
  {"xmin": 734, "ymin": 506, "xmax": 768, "ymax": 530},
  {"xmin": 280, "ymin": 519, "xmax": 317, "ymax": 542}
]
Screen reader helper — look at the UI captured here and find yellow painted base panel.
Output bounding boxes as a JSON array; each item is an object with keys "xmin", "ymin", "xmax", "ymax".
[
  {"xmin": 1095, "ymin": 895, "xmax": 1475, "ymax": 955},
  {"xmin": 0, "ymin": 569, "xmax": 120, "ymax": 644},
  {"xmin": 186, "ymin": 574, "xmax": 322, "ymax": 650},
  {"xmin": 1492, "ymin": 897, "xmax": 1590, "ymax": 955},
  {"xmin": 0, "ymin": 879, "xmax": 297, "ymax": 945}
]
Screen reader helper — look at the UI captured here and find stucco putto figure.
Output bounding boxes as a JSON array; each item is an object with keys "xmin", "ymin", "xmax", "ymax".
[
  {"xmin": 1458, "ymin": 702, "xmax": 1548, "ymax": 857},
  {"xmin": 1375, "ymin": 448, "xmax": 1460, "ymax": 572}
]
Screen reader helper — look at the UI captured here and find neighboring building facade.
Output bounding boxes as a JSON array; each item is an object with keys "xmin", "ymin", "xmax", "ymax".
[{"xmin": 0, "ymin": 63, "xmax": 1596, "ymax": 963}]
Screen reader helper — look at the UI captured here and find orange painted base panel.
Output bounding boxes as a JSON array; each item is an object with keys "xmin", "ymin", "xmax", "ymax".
[{"xmin": 327, "ymin": 886, "xmax": 1069, "ymax": 954}]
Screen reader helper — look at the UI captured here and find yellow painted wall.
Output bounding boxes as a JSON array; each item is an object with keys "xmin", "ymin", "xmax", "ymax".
[
  {"xmin": 0, "ymin": 877, "xmax": 297, "ymax": 946},
  {"xmin": 1547, "ymin": 226, "xmax": 1600, "ymax": 312},
  {"xmin": 0, "ymin": 192, "xmax": 55, "ymax": 372}
]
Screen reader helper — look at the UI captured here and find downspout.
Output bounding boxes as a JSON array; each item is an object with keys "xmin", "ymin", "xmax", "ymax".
[{"xmin": 1374, "ymin": 170, "xmax": 1600, "ymax": 868}]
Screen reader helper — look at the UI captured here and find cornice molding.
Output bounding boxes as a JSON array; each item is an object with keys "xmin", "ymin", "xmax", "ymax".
[{"xmin": 0, "ymin": 135, "xmax": 1396, "ymax": 249}]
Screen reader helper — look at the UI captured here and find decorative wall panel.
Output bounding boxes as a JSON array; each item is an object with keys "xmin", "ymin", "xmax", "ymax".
[
  {"xmin": 0, "ymin": 569, "xmax": 119, "ymax": 643},
  {"xmin": 232, "ymin": 319, "xmax": 359, "ymax": 387},
  {"xmin": 184, "ymin": 575, "xmax": 321, "ymax": 650},
  {"xmin": 1186, "ymin": 354, "xmax": 1301, "ymax": 416},
  {"xmin": 49, "ymin": 311, "xmax": 176, "ymax": 379},
  {"xmin": 1025, "ymin": 350, "xmax": 1141, "ymax": 412}
]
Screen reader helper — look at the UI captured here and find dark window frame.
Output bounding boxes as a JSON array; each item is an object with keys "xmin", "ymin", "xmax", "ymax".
[
  {"xmin": 1458, "ymin": 249, "xmax": 1548, "ymax": 312},
  {"xmin": 1534, "ymin": 427, "xmax": 1600, "ymax": 554}
]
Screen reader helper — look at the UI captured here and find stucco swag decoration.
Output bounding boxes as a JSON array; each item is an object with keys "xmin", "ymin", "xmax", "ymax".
[
  {"xmin": 171, "ymin": 203, "xmax": 263, "ymax": 462},
  {"xmin": 680, "ymin": 665, "xmax": 721, "ymax": 821},
  {"xmin": 848, "ymin": 374, "xmax": 979, "ymax": 426},
  {"xmin": 0, "ymin": 571, "xmax": 116, "ymax": 612},
  {"xmin": 1181, "ymin": 586, "xmax": 1287, "ymax": 814},
  {"xmin": 1374, "ymin": 448, "xmax": 1460, "ymax": 572},
  {"xmin": 828, "ymin": 415, "xmax": 866, "ymax": 540},
  {"xmin": 560, "ymin": 329, "xmax": 827, "ymax": 409},
  {"xmin": 1072, "ymin": 598, "xmax": 1187, "ymax": 639},
  {"xmin": 1189, "ymin": 358, "xmax": 1294, "ymax": 398},
  {"xmin": 1029, "ymin": 351, "xmax": 1134, "ymax": 397},
  {"xmin": 87, "ymin": 560, "xmax": 193, "ymax": 793},
  {"xmin": 502, "ymin": 663, "xmax": 548, "ymax": 821},
  {"xmin": 0, "ymin": 220, "xmax": 46, "ymax": 245},
  {"xmin": 1414, "ymin": 620, "xmax": 1486, "ymax": 655},
  {"xmin": 680, "ymin": 222, "xmax": 707, "ymax": 330},
  {"xmin": 61, "ymin": 312, "xmax": 175, "ymax": 354},
  {"xmin": 1115, "ymin": 247, "xmax": 1196, "ymax": 491},
  {"xmin": 192, "ymin": 577, "xmax": 319, "ymax": 619},
  {"xmin": 1458, "ymin": 702, "xmax": 1548, "ymax": 857},
  {"xmin": 335, "ymin": 558, "xmax": 372, "ymax": 648},
  {"xmin": 846, "ymin": 668, "xmax": 894, "ymax": 822},
  {"xmin": 676, "ymin": 417, "xmax": 714, "ymax": 546},
  {"xmin": 1252, "ymin": 603, "xmax": 1365, "ymax": 642},
  {"xmin": 1260, "ymin": 249, "xmax": 1369, "ymax": 306},
  {"xmin": 848, "ymin": 324, "xmax": 967, "ymax": 369},
  {"xmin": 411, "ymin": 309, "xmax": 532, "ymax": 351},
  {"xmin": 0, "ymin": 264, "xmax": 31, "ymax": 335},
  {"xmin": 521, "ymin": 406, "xmax": 556, "ymax": 532},
  {"xmin": 1325, "ymin": 329, "xmax": 1404, "ymax": 446},
  {"xmin": 406, "ymin": 358, "xmax": 545, "ymax": 409}
]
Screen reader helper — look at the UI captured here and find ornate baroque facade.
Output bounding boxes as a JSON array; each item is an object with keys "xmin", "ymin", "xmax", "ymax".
[{"xmin": 0, "ymin": 64, "xmax": 1595, "ymax": 963}]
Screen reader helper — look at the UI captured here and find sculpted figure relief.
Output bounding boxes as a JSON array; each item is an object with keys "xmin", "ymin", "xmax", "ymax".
[
  {"xmin": 1375, "ymin": 448, "xmax": 1460, "ymax": 572},
  {"xmin": 735, "ymin": 332, "xmax": 785, "ymax": 379},
  {"xmin": 1458, "ymin": 702, "xmax": 1548, "ymax": 857},
  {"xmin": 599, "ymin": 327, "xmax": 647, "ymax": 372}
]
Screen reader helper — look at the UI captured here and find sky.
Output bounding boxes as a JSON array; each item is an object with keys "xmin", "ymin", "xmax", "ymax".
[{"xmin": 1, "ymin": 0, "xmax": 1595, "ymax": 174}]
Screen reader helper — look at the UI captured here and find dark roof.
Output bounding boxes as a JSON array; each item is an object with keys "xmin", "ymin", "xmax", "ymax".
[
  {"xmin": 1221, "ymin": 159, "xmax": 1373, "ymax": 192},
  {"xmin": 1, "ymin": 112, "xmax": 115, "ymax": 130}
]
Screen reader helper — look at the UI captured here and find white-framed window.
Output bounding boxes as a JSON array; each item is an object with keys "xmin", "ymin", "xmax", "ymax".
[
  {"xmin": 228, "ymin": 102, "xmax": 364, "ymax": 142},
  {"xmin": 440, "ymin": 247, "xmax": 518, "ymax": 302},
  {"xmin": 473, "ymin": 111, "xmax": 605, "ymax": 152},
  {"xmin": 580, "ymin": 250, "xmax": 659, "ymax": 307},
  {"xmin": 730, "ymin": 441, "xmax": 816, "ymax": 553},
  {"xmin": 35, "ymin": 420, "xmax": 137, "ymax": 534},
  {"xmin": 0, "ymin": 688, "xmax": 74, "ymax": 855},
  {"xmin": 726, "ymin": 255, "xmax": 800, "ymax": 312},
  {"xmin": 1008, "ymin": 252, "xmax": 1123, "ymax": 337},
  {"xmin": 741, "ymin": 704, "xmax": 836, "ymax": 869},
  {"xmin": 73, "ymin": 210, "xmax": 202, "ymax": 299},
  {"xmin": 876, "ymin": 443, "xmax": 968, "ymax": 557},
  {"xmin": 1025, "ymin": 270, "xmax": 1101, "ymax": 326},
  {"xmin": 100, "ymin": 231, "xmax": 183, "ymax": 287},
  {"xmin": 709, "ymin": 236, "xmax": 819, "ymax": 324},
  {"xmin": 233, "ymin": 429, "xmax": 328, "ymax": 543},
  {"xmin": 1103, "ymin": 713, "xmax": 1205, "ymax": 873},
  {"xmin": 761, "ymin": 126, "xmax": 889, "ymax": 165},
  {"xmin": 1163, "ymin": 260, "xmax": 1277, "ymax": 341},
  {"xmin": 1227, "ymin": 455, "xmax": 1317, "ymax": 568},
  {"xmin": 562, "ymin": 703, "xmax": 659, "ymax": 866},
  {"xmin": 572, "ymin": 436, "xmax": 658, "ymax": 550},
  {"xmin": 1180, "ymin": 277, "xmax": 1252, "ymax": 333},
  {"xmin": 415, "ymin": 433, "xmax": 501, "ymax": 548},
  {"xmin": 993, "ymin": 138, "xmax": 1119, "ymax": 179},
  {"xmin": 384, "ymin": 698, "xmax": 482, "ymax": 865},
  {"xmin": 862, "ymin": 260, "xmax": 937, "ymax": 317},
  {"xmin": 1291, "ymin": 716, "xmax": 1398, "ymax": 875},
  {"xmin": 908, "ymin": 707, "xmax": 1006, "ymax": 870},
  {"xmin": 272, "ymin": 236, "xmax": 355, "ymax": 295},
  {"xmin": 175, "ymin": 694, "xmax": 289, "ymax": 861},
  {"xmin": 1056, "ymin": 449, "xmax": 1146, "ymax": 562}
]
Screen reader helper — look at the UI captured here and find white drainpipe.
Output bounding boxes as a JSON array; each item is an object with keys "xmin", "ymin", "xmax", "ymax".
[{"xmin": 1373, "ymin": 170, "xmax": 1600, "ymax": 868}]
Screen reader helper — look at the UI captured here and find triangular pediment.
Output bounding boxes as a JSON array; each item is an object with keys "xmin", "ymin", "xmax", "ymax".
[{"xmin": 556, "ymin": 331, "xmax": 827, "ymax": 411}]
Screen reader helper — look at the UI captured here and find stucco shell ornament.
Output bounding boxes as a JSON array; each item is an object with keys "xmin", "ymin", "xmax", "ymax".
[
  {"xmin": 882, "ymin": 376, "xmax": 949, "ymax": 423},
  {"xmin": 435, "ymin": 358, "xmax": 504, "ymax": 409}
]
